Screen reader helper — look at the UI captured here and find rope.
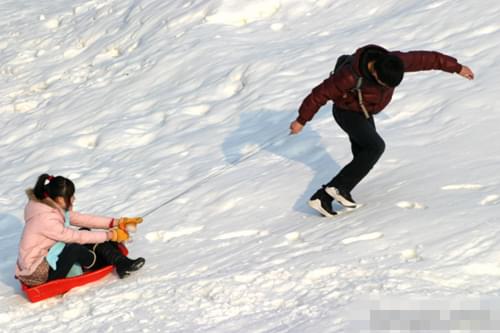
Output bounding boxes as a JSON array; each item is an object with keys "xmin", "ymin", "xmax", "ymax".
[{"xmin": 141, "ymin": 131, "xmax": 288, "ymax": 217}]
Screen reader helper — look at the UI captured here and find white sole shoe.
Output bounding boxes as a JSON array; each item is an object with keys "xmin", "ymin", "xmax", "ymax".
[
  {"xmin": 325, "ymin": 187, "xmax": 358, "ymax": 209},
  {"xmin": 308, "ymin": 199, "xmax": 337, "ymax": 217}
]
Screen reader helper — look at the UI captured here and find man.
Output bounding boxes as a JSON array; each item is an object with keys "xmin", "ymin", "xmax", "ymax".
[{"xmin": 290, "ymin": 44, "xmax": 474, "ymax": 217}]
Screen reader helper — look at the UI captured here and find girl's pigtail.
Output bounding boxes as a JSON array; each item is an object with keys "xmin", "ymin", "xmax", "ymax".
[{"xmin": 33, "ymin": 174, "xmax": 51, "ymax": 200}]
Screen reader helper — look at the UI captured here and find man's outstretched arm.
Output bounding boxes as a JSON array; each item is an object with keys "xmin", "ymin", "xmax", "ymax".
[{"xmin": 394, "ymin": 50, "xmax": 474, "ymax": 79}]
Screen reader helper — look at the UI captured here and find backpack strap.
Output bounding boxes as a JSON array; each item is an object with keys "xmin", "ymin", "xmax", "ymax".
[
  {"xmin": 352, "ymin": 76, "xmax": 370, "ymax": 119},
  {"xmin": 332, "ymin": 57, "xmax": 371, "ymax": 119}
]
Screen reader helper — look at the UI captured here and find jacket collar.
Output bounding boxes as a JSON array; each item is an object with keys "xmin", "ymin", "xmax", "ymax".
[{"xmin": 26, "ymin": 189, "xmax": 65, "ymax": 214}]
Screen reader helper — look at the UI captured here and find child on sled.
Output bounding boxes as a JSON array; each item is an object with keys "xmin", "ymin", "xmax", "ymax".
[{"xmin": 15, "ymin": 174, "xmax": 145, "ymax": 286}]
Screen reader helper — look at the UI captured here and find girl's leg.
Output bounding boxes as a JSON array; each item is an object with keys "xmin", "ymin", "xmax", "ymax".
[
  {"xmin": 93, "ymin": 241, "xmax": 145, "ymax": 278},
  {"xmin": 47, "ymin": 244, "xmax": 96, "ymax": 280}
]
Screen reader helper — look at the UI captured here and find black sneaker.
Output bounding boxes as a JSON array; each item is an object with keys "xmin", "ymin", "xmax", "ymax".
[
  {"xmin": 308, "ymin": 188, "xmax": 337, "ymax": 217},
  {"xmin": 325, "ymin": 186, "xmax": 358, "ymax": 208}
]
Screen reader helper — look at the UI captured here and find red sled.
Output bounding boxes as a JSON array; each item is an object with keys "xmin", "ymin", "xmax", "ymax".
[{"xmin": 20, "ymin": 244, "xmax": 128, "ymax": 303}]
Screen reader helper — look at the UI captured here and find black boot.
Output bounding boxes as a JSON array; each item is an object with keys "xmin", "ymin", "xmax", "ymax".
[
  {"xmin": 93, "ymin": 242, "xmax": 145, "ymax": 279},
  {"xmin": 114, "ymin": 256, "xmax": 146, "ymax": 279}
]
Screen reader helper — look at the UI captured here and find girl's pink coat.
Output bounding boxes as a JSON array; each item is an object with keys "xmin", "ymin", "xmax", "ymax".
[{"xmin": 16, "ymin": 194, "xmax": 112, "ymax": 277}]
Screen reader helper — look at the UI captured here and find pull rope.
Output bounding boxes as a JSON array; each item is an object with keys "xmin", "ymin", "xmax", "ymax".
[{"xmin": 141, "ymin": 131, "xmax": 288, "ymax": 217}]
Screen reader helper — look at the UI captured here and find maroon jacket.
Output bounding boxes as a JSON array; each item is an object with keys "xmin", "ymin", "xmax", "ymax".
[{"xmin": 296, "ymin": 45, "xmax": 463, "ymax": 125}]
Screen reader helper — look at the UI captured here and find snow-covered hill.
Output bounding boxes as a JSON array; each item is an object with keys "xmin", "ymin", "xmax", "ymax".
[{"xmin": 1, "ymin": 0, "xmax": 499, "ymax": 332}]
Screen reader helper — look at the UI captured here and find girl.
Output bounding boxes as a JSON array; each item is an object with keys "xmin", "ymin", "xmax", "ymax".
[{"xmin": 16, "ymin": 174, "xmax": 145, "ymax": 287}]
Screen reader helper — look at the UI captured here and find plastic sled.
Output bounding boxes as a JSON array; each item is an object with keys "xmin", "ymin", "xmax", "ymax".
[{"xmin": 20, "ymin": 244, "xmax": 128, "ymax": 303}]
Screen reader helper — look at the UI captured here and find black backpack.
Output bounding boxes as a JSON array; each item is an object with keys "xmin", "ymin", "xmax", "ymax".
[
  {"xmin": 332, "ymin": 54, "xmax": 354, "ymax": 74},
  {"xmin": 331, "ymin": 54, "xmax": 363, "ymax": 88},
  {"xmin": 330, "ymin": 54, "xmax": 369, "ymax": 119}
]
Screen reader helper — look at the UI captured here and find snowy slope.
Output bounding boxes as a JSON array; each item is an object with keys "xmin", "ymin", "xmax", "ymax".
[{"xmin": 1, "ymin": 0, "xmax": 499, "ymax": 332}]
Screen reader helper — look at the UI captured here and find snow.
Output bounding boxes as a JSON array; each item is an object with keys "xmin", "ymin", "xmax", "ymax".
[{"xmin": 0, "ymin": 0, "xmax": 499, "ymax": 332}]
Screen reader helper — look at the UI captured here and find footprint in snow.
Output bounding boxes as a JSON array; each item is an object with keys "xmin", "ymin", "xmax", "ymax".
[
  {"xmin": 205, "ymin": 2, "xmax": 281, "ymax": 27},
  {"xmin": 14, "ymin": 100, "xmax": 39, "ymax": 113},
  {"xmin": 441, "ymin": 184, "xmax": 484, "ymax": 191},
  {"xmin": 145, "ymin": 226, "xmax": 204, "ymax": 243},
  {"xmin": 213, "ymin": 229, "xmax": 269, "ymax": 241},
  {"xmin": 304, "ymin": 267, "xmax": 339, "ymax": 282},
  {"xmin": 92, "ymin": 46, "xmax": 122, "ymax": 66},
  {"xmin": 273, "ymin": 231, "xmax": 304, "ymax": 248},
  {"xmin": 400, "ymin": 248, "xmax": 421, "ymax": 261},
  {"xmin": 74, "ymin": 134, "xmax": 99, "ymax": 149},
  {"xmin": 396, "ymin": 201, "xmax": 427, "ymax": 209},
  {"xmin": 270, "ymin": 23, "xmax": 284, "ymax": 31},
  {"xmin": 480, "ymin": 195, "xmax": 499, "ymax": 206},
  {"xmin": 182, "ymin": 104, "xmax": 211, "ymax": 116},
  {"xmin": 42, "ymin": 17, "xmax": 61, "ymax": 29},
  {"xmin": 341, "ymin": 232, "xmax": 383, "ymax": 245}
]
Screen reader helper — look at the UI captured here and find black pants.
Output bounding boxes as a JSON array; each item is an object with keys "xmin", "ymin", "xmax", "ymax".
[
  {"xmin": 327, "ymin": 107, "xmax": 385, "ymax": 193},
  {"xmin": 47, "ymin": 243, "xmax": 95, "ymax": 281},
  {"xmin": 47, "ymin": 242, "xmax": 123, "ymax": 281}
]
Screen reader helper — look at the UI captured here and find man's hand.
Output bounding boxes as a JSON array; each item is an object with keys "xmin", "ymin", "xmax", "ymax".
[
  {"xmin": 289, "ymin": 120, "xmax": 304, "ymax": 135},
  {"xmin": 459, "ymin": 65, "xmax": 474, "ymax": 80}
]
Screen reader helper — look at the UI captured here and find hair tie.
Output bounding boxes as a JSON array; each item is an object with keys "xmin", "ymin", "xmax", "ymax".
[
  {"xmin": 44, "ymin": 175, "xmax": 54, "ymax": 186},
  {"xmin": 43, "ymin": 191, "xmax": 49, "ymax": 199}
]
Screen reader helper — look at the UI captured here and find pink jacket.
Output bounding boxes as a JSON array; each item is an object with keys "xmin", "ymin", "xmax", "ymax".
[{"xmin": 16, "ymin": 190, "xmax": 112, "ymax": 277}]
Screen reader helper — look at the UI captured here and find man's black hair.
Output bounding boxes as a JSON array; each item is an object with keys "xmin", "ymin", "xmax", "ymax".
[{"xmin": 374, "ymin": 55, "xmax": 404, "ymax": 87}]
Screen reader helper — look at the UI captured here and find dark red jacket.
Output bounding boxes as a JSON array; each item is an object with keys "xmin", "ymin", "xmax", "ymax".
[{"xmin": 296, "ymin": 45, "xmax": 463, "ymax": 125}]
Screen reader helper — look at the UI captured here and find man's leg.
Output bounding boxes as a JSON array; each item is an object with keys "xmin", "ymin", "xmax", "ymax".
[{"xmin": 326, "ymin": 107, "xmax": 385, "ymax": 205}]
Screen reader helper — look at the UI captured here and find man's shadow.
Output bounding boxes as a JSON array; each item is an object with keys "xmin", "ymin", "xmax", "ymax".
[
  {"xmin": 0, "ymin": 214, "xmax": 23, "ymax": 294},
  {"xmin": 222, "ymin": 109, "xmax": 340, "ymax": 214}
]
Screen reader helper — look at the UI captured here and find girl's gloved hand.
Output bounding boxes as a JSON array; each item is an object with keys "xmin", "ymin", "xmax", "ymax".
[
  {"xmin": 117, "ymin": 217, "xmax": 143, "ymax": 232},
  {"xmin": 108, "ymin": 228, "xmax": 130, "ymax": 242}
]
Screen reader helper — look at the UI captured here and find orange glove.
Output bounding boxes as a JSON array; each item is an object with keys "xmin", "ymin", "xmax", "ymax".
[
  {"xmin": 117, "ymin": 217, "xmax": 143, "ymax": 232},
  {"xmin": 108, "ymin": 228, "xmax": 129, "ymax": 242}
]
